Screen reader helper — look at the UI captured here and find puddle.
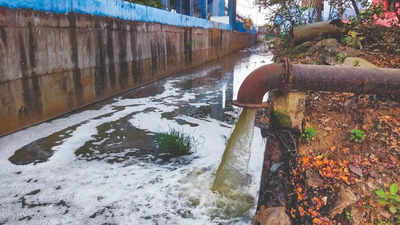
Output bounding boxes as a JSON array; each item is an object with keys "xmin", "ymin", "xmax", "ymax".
[{"xmin": 0, "ymin": 45, "xmax": 273, "ymax": 225}]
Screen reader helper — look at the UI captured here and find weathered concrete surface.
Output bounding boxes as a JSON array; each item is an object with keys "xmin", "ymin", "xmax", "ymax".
[
  {"xmin": 270, "ymin": 91, "xmax": 307, "ymax": 130},
  {"xmin": 0, "ymin": 7, "xmax": 256, "ymax": 136},
  {"xmin": 256, "ymin": 91, "xmax": 306, "ymax": 225}
]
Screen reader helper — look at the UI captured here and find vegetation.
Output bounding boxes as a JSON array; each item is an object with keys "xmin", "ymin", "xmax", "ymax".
[
  {"xmin": 258, "ymin": 0, "xmax": 400, "ymax": 58},
  {"xmin": 155, "ymin": 129, "xmax": 195, "ymax": 156},
  {"xmin": 243, "ymin": 17, "xmax": 254, "ymax": 30},
  {"xmin": 345, "ymin": 4, "xmax": 400, "ymax": 55},
  {"xmin": 350, "ymin": 129, "xmax": 365, "ymax": 143},
  {"xmin": 272, "ymin": 111, "xmax": 292, "ymax": 128},
  {"xmin": 376, "ymin": 183, "xmax": 400, "ymax": 222},
  {"xmin": 125, "ymin": 0, "xmax": 162, "ymax": 8},
  {"xmin": 343, "ymin": 30, "xmax": 364, "ymax": 49},
  {"xmin": 302, "ymin": 127, "xmax": 317, "ymax": 143},
  {"xmin": 256, "ymin": 1, "xmax": 400, "ymax": 224}
]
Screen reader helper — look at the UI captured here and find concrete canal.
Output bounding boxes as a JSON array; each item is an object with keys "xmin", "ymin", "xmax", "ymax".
[{"xmin": 0, "ymin": 46, "xmax": 272, "ymax": 225}]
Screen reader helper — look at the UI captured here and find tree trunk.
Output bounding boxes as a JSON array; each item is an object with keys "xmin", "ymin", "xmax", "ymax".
[
  {"xmin": 350, "ymin": 0, "xmax": 360, "ymax": 16},
  {"xmin": 313, "ymin": 0, "xmax": 323, "ymax": 21},
  {"xmin": 293, "ymin": 19, "xmax": 345, "ymax": 44},
  {"xmin": 337, "ymin": 0, "xmax": 344, "ymax": 19}
]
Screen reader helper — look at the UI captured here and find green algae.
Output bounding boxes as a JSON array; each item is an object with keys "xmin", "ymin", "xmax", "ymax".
[{"xmin": 272, "ymin": 111, "xmax": 292, "ymax": 128}]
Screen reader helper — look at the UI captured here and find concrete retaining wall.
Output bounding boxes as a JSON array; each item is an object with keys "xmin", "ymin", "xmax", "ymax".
[{"xmin": 0, "ymin": 7, "xmax": 256, "ymax": 136}]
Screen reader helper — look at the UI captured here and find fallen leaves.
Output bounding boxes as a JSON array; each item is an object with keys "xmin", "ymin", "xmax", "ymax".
[
  {"xmin": 377, "ymin": 115, "xmax": 400, "ymax": 152},
  {"xmin": 285, "ymin": 40, "xmax": 400, "ymax": 225},
  {"xmin": 299, "ymin": 154, "xmax": 353, "ymax": 185}
]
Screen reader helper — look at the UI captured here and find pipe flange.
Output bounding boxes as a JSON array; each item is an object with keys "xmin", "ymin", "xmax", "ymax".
[
  {"xmin": 281, "ymin": 58, "xmax": 293, "ymax": 92},
  {"xmin": 232, "ymin": 100, "xmax": 269, "ymax": 109}
]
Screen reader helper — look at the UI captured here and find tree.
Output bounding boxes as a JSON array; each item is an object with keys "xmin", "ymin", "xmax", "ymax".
[
  {"xmin": 257, "ymin": 0, "xmax": 317, "ymax": 44},
  {"xmin": 243, "ymin": 17, "xmax": 254, "ymax": 30},
  {"xmin": 125, "ymin": 0, "xmax": 163, "ymax": 8}
]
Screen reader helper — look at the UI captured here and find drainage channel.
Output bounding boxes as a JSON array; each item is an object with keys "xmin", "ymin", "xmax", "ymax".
[{"xmin": 0, "ymin": 46, "xmax": 272, "ymax": 225}]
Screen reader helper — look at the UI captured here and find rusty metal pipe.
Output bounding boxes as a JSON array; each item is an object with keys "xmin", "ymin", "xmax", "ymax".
[{"xmin": 233, "ymin": 61, "xmax": 400, "ymax": 108}]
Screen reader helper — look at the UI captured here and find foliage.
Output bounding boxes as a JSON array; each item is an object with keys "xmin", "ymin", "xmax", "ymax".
[
  {"xmin": 345, "ymin": 4, "xmax": 400, "ymax": 54},
  {"xmin": 257, "ymin": 0, "xmax": 313, "ymax": 45},
  {"xmin": 155, "ymin": 129, "xmax": 195, "ymax": 156},
  {"xmin": 345, "ymin": 210, "xmax": 352, "ymax": 220},
  {"xmin": 125, "ymin": 0, "xmax": 162, "ymax": 8},
  {"xmin": 377, "ymin": 220, "xmax": 393, "ymax": 225},
  {"xmin": 376, "ymin": 183, "xmax": 400, "ymax": 219},
  {"xmin": 243, "ymin": 17, "xmax": 254, "ymax": 30},
  {"xmin": 350, "ymin": 129, "xmax": 365, "ymax": 143},
  {"xmin": 302, "ymin": 127, "xmax": 317, "ymax": 143},
  {"xmin": 348, "ymin": 4, "xmax": 385, "ymax": 26},
  {"xmin": 343, "ymin": 30, "xmax": 364, "ymax": 49}
]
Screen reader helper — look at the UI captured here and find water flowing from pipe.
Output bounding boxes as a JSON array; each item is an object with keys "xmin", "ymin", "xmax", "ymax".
[{"xmin": 212, "ymin": 108, "xmax": 257, "ymax": 215}]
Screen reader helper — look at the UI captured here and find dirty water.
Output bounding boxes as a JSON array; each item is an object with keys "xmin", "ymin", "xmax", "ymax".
[
  {"xmin": 0, "ymin": 46, "xmax": 273, "ymax": 225},
  {"xmin": 212, "ymin": 108, "xmax": 257, "ymax": 217}
]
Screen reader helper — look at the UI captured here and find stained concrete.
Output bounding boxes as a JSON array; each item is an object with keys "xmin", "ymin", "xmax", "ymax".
[{"xmin": 0, "ymin": 7, "xmax": 256, "ymax": 136}]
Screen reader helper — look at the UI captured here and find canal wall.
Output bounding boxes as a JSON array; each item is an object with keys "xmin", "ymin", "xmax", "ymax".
[{"xmin": 0, "ymin": 2, "xmax": 256, "ymax": 136}]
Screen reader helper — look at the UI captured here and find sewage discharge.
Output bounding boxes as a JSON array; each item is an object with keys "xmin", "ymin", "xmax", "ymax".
[{"xmin": 212, "ymin": 108, "xmax": 257, "ymax": 215}]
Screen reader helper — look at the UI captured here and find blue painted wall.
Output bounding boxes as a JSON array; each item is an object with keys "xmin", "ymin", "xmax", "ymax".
[
  {"xmin": 210, "ymin": 0, "xmax": 224, "ymax": 16},
  {"xmin": 0, "ymin": 0, "xmax": 233, "ymax": 30},
  {"xmin": 217, "ymin": 0, "xmax": 225, "ymax": 16},
  {"xmin": 201, "ymin": 0, "xmax": 208, "ymax": 18}
]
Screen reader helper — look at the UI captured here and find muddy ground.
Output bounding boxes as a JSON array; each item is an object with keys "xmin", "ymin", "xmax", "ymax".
[{"xmin": 257, "ymin": 38, "xmax": 400, "ymax": 225}]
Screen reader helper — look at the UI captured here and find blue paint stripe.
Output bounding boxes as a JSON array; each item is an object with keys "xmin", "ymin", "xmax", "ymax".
[{"xmin": 0, "ymin": 0, "xmax": 236, "ymax": 31}]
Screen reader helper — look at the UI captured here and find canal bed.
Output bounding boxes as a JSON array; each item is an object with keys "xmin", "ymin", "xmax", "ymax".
[{"xmin": 0, "ymin": 46, "xmax": 273, "ymax": 225}]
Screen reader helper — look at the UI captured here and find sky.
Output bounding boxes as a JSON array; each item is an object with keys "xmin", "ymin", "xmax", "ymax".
[{"xmin": 236, "ymin": 0, "xmax": 270, "ymax": 26}]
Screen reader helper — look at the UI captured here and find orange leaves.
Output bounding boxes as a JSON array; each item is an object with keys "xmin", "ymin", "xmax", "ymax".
[
  {"xmin": 312, "ymin": 217, "xmax": 333, "ymax": 225},
  {"xmin": 300, "ymin": 156, "xmax": 311, "ymax": 168},
  {"xmin": 299, "ymin": 154, "xmax": 353, "ymax": 185},
  {"xmin": 311, "ymin": 197, "xmax": 325, "ymax": 210},
  {"xmin": 296, "ymin": 186, "xmax": 304, "ymax": 201},
  {"xmin": 298, "ymin": 206, "xmax": 306, "ymax": 217}
]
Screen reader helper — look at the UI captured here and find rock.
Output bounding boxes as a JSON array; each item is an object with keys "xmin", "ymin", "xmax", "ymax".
[
  {"xmin": 330, "ymin": 186, "xmax": 359, "ymax": 218},
  {"xmin": 254, "ymin": 207, "xmax": 291, "ymax": 225},
  {"xmin": 293, "ymin": 41, "xmax": 313, "ymax": 54},
  {"xmin": 309, "ymin": 39, "xmax": 344, "ymax": 65},
  {"xmin": 308, "ymin": 39, "xmax": 363, "ymax": 65},
  {"xmin": 342, "ymin": 57, "xmax": 378, "ymax": 68},
  {"xmin": 309, "ymin": 38, "xmax": 341, "ymax": 53},
  {"xmin": 306, "ymin": 170, "xmax": 324, "ymax": 188}
]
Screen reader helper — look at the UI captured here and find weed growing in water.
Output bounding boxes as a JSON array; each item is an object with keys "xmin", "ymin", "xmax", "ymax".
[
  {"xmin": 350, "ymin": 129, "xmax": 365, "ymax": 143},
  {"xmin": 155, "ymin": 129, "xmax": 195, "ymax": 156},
  {"xmin": 302, "ymin": 127, "xmax": 316, "ymax": 143}
]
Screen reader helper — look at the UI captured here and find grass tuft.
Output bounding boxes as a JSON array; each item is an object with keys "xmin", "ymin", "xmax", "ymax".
[
  {"xmin": 350, "ymin": 129, "xmax": 366, "ymax": 143},
  {"xmin": 155, "ymin": 129, "xmax": 195, "ymax": 156},
  {"xmin": 302, "ymin": 127, "xmax": 317, "ymax": 143}
]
